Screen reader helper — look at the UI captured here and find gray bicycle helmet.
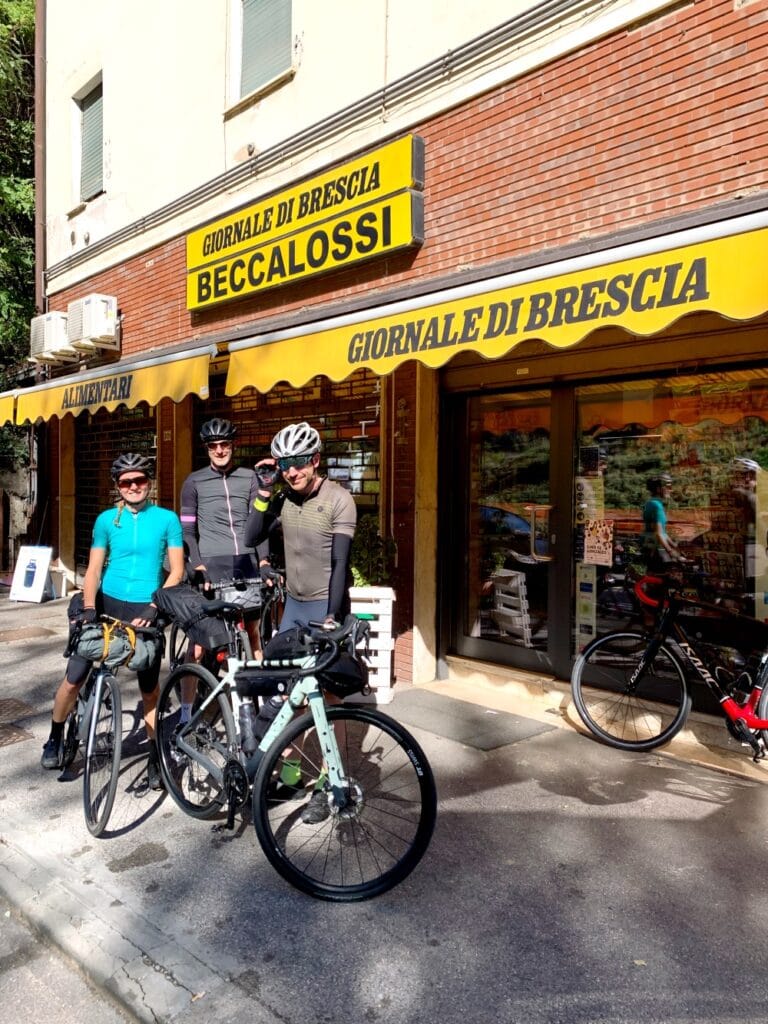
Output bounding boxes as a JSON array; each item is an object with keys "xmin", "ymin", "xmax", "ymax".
[
  {"xmin": 271, "ymin": 421, "xmax": 321, "ymax": 459},
  {"xmin": 200, "ymin": 417, "xmax": 236, "ymax": 443},
  {"xmin": 111, "ymin": 452, "xmax": 154, "ymax": 480}
]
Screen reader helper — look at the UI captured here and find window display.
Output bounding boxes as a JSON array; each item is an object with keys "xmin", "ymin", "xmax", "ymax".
[{"xmin": 574, "ymin": 370, "xmax": 768, "ymax": 652}]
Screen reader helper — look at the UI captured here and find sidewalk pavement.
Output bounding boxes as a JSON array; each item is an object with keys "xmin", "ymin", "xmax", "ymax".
[{"xmin": 2, "ymin": 590, "xmax": 768, "ymax": 1024}]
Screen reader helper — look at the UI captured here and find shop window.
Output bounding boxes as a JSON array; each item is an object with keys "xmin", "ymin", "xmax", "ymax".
[
  {"xmin": 463, "ymin": 391, "xmax": 552, "ymax": 651},
  {"xmin": 240, "ymin": 0, "xmax": 292, "ymax": 99},
  {"xmin": 78, "ymin": 80, "xmax": 103, "ymax": 202},
  {"xmin": 573, "ymin": 369, "xmax": 768, "ymax": 662}
]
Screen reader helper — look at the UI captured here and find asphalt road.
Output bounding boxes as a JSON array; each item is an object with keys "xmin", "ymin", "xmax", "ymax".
[{"xmin": 2, "ymin": 593, "xmax": 768, "ymax": 1024}]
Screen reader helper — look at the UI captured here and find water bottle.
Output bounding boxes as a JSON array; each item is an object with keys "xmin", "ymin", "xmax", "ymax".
[
  {"xmin": 238, "ymin": 699, "xmax": 257, "ymax": 755},
  {"xmin": 253, "ymin": 695, "xmax": 282, "ymax": 741},
  {"xmin": 24, "ymin": 558, "xmax": 36, "ymax": 588}
]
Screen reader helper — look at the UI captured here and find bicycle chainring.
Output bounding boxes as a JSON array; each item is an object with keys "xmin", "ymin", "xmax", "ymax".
[{"xmin": 222, "ymin": 758, "xmax": 250, "ymax": 811}]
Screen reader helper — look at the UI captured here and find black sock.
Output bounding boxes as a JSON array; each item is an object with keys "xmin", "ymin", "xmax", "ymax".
[{"xmin": 50, "ymin": 719, "xmax": 64, "ymax": 743}]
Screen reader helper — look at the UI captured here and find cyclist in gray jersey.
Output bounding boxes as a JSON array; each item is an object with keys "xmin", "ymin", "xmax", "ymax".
[
  {"xmin": 180, "ymin": 418, "xmax": 262, "ymax": 585},
  {"xmin": 180, "ymin": 418, "xmax": 268, "ymax": 678}
]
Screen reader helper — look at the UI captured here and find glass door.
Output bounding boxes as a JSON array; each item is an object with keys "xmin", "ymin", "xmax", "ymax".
[{"xmin": 450, "ymin": 389, "xmax": 558, "ymax": 669}]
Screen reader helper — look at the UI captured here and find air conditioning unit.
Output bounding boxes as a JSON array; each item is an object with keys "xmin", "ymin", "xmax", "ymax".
[
  {"xmin": 67, "ymin": 294, "xmax": 119, "ymax": 351},
  {"xmin": 30, "ymin": 312, "xmax": 79, "ymax": 363}
]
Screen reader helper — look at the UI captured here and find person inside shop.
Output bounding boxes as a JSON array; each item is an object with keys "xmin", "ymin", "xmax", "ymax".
[
  {"xmin": 180, "ymin": 417, "xmax": 266, "ymax": 659},
  {"xmin": 244, "ymin": 420, "xmax": 357, "ymax": 823},
  {"xmin": 642, "ymin": 472, "xmax": 687, "ymax": 571},
  {"xmin": 729, "ymin": 457, "xmax": 766, "ymax": 598},
  {"xmin": 41, "ymin": 453, "xmax": 185, "ymax": 790}
]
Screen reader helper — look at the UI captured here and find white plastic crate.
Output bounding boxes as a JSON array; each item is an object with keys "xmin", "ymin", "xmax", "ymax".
[{"xmin": 349, "ymin": 585, "xmax": 396, "ymax": 703}]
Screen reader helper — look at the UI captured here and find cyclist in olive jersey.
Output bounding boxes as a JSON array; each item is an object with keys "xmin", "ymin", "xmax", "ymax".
[
  {"xmin": 245, "ymin": 421, "xmax": 357, "ymax": 823},
  {"xmin": 41, "ymin": 454, "xmax": 184, "ymax": 789}
]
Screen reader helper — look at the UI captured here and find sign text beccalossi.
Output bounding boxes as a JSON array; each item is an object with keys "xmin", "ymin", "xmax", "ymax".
[{"xmin": 186, "ymin": 136, "xmax": 424, "ymax": 310}]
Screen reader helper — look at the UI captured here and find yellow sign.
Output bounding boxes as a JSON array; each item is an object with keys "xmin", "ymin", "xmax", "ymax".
[
  {"xmin": 226, "ymin": 226, "xmax": 768, "ymax": 395},
  {"xmin": 16, "ymin": 348, "xmax": 213, "ymax": 423},
  {"xmin": 187, "ymin": 135, "xmax": 424, "ymax": 310}
]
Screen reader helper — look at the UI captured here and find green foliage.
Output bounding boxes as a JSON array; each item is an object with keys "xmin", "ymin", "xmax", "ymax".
[
  {"xmin": 0, "ymin": 0, "xmax": 34, "ymax": 371},
  {"xmin": 0, "ymin": 1, "xmax": 34, "ymax": 458},
  {"xmin": 350, "ymin": 514, "xmax": 396, "ymax": 587},
  {"xmin": 0, "ymin": 423, "xmax": 28, "ymax": 468}
]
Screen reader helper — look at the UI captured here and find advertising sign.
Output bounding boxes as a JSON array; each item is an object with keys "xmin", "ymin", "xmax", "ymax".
[{"xmin": 9, "ymin": 545, "xmax": 54, "ymax": 603}]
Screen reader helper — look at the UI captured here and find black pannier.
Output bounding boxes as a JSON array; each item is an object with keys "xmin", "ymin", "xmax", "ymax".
[
  {"xmin": 257, "ymin": 627, "xmax": 369, "ymax": 699},
  {"xmin": 152, "ymin": 584, "xmax": 231, "ymax": 651}
]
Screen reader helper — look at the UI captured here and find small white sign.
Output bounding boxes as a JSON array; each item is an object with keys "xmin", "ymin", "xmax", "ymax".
[{"xmin": 10, "ymin": 545, "xmax": 55, "ymax": 603}]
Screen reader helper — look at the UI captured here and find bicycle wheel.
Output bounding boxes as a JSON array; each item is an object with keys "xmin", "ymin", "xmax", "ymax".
[
  {"xmin": 571, "ymin": 631, "xmax": 690, "ymax": 751},
  {"xmin": 61, "ymin": 707, "xmax": 79, "ymax": 768},
  {"xmin": 755, "ymin": 682, "xmax": 768, "ymax": 748},
  {"xmin": 82, "ymin": 672, "xmax": 122, "ymax": 837},
  {"xmin": 156, "ymin": 662, "xmax": 237, "ymax": 818},
  {"xmin": 252, "ymin": 706, "xmax": 437, "ymax": 902},
  {"xmin": 167, "ymin": 622, "xmax": 191, "ymax": 670}
]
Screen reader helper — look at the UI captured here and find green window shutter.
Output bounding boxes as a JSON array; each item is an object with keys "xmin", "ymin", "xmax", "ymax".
[
  {"xmin": 80, "ymin": 83, "xmax": 103, "ymax": 202},
  {"xmin": 241, "ymin": 0, "xmax": 292, "ymax": 98}
]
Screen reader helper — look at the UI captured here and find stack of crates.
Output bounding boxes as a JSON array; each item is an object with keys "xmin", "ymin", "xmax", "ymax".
[
  {"xmin": 490, "ymin": 570, "xmax": 532, "ymax": 647},
  {"xmin": 349, "ymin": 586, "xmax": 396, "ymax": 703}
]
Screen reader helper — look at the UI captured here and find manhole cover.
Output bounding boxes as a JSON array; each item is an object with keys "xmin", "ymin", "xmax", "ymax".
[
  {"xmin": 0, "ymin": 626, "xmax": 55, "ymax": 643},
  {"xmin": 0, "ymin": 723, "xmax": 33, "ymax": 747},
  {"xmin": 0, "ymin": 697, "xmax": 36, "ymax": 724}
]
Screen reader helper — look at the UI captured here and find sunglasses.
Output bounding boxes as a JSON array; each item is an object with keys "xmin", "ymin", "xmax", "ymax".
[
  {"xmin": 206, "ymin": 441, "xmax": 233, "ymax": 451},
  {"xmin": 277, "ymin": 455, "xmax": 313, "ymax": 471},
  {"xmin": 117, "ymin": 475, "xmax": 149, "ymax": 489}
]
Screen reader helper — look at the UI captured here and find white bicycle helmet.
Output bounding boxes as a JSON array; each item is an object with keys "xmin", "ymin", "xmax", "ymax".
[
  {"xmin": 271, "ymin": 422, "xmax": 321, "ymax": 459},
  {"xmin": 732, "ymin": 457, "xmax": 760, "ymax": 473}
]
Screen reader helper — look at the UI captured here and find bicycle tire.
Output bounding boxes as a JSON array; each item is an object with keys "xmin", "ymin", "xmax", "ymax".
[
  {"xmin": 252, "ymin": 705, "xmax": 437, "ymax": 902},
  {"xmin": 156, "ymin": 662, "xmax": 237, "ymax": 818},
  {"xmin": 571, "ymin": 631, "xmax": 691, "ymax": 751},
  {"xmin": 755, "ymin": 683, "xmax": 768, "ymax": 749},
  {"xmin": 61, "ymin": 708, "xmax": 79, "ymax": 768},
  {"xmin": 82, "ymin": 672, "xmax": 122, "ymax": 837},
  {"xmin": 168, "ymin": 621, "xmax": 190, "ymax": 670}
]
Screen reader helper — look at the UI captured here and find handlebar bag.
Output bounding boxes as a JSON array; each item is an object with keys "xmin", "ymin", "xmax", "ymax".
[
  {"xmin": 261, "ymin": 627, "xmax": 369, "ymax": 698},
  {"xmin": 152, "ymin": 584, "xmax": 231, "ymax": 651},
  {"xmin": 72, "ymin": 622, "xmax": 135, "ymax": 670}
]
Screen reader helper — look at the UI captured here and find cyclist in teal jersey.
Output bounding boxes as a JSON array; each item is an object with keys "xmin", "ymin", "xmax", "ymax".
[{"xmin": 41, "ymin": 454, "xmax": 184, "ymax": 788}]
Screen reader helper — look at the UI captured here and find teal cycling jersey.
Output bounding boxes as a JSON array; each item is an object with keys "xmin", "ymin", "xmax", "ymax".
[{"xmin": 91, "ymin": 503, "xmax": 183, "ymax": 603}]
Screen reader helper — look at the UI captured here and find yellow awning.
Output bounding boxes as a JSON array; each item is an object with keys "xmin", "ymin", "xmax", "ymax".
[
  {"xmin": 226, "ymin": 220, "xmax": 768, "ymax": 396},
  {"xmin": 16, "ymin": 346, "xmax": 216, "ymax": 424},
  {"xmin": 0, "ymin": 392, "xmax": 15, "ymax": 427}
]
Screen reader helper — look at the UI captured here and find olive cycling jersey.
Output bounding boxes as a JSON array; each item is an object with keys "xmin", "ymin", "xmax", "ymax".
[
  {"xmin": 244, "ymin": 477, "xmax": 356, "ymax": 619},
  {"xmin": 92, "ymin": 503, "xmax": 183, "ymax": 603}
]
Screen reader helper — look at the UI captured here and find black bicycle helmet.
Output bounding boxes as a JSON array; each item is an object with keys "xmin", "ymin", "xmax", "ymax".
[
  {"xmin": 271, "ymin": 421, "xmax": 321, "ymax": 459},
  {"xmin": 200, "ymin": 418, "xmax": 236, "ymax": 443},
  {"xmin": 111, "ymin": 452, "xmax": 154, "ymax": 481}
]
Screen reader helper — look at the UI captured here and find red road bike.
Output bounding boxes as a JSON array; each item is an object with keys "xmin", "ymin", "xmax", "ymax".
[{"xmin": 571, "ymin": 574, "xmax": 768, "ymax": 760}]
